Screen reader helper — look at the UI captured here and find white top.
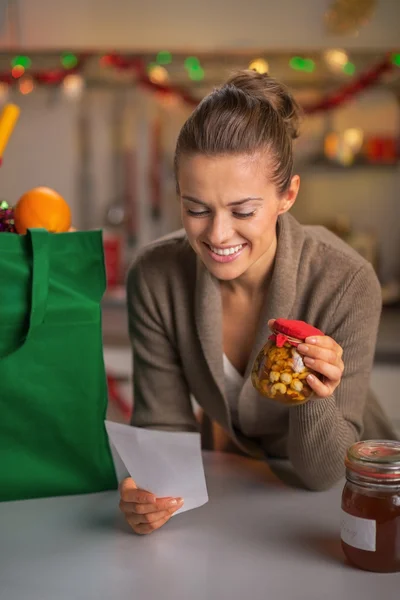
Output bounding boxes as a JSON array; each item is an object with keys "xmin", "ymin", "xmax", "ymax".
[{"xmin": 223, "ymin": 353, "xmax": 244, "ymax": 427}]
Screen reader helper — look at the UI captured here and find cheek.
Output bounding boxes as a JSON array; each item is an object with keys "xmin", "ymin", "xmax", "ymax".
[
  {"xmin": 244, "ymin": 210, "xmax": 278, "ymax": 241},
  {"xmin": 182, "ymin": 214, "xmax": 204, "ymax": 241},
  {"xmin": 180, "ymin": 208, "xmax": 191, "ymax": 229}
]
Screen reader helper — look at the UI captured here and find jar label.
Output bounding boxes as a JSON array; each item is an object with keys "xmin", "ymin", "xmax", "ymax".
[{"xmin": 340, "ymin": 510, "xmax": 376, "ymax": 552}]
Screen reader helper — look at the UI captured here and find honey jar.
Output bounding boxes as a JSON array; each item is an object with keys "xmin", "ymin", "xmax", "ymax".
[
  {"xmin": 341, "ymin": 440, "xmax": 400, "ymax": 573},
  {"xmin": 251, "ymin": 318, "xmax": 324, "ymax": 405}
]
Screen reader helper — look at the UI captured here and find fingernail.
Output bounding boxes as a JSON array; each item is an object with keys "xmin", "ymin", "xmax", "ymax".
[
  {"xmin": 298, "ymin": 344, "xmax": 309, "ymax": 353},
  {"xmin": 307, "ymin": 374, "xmax": 315, "ymax": 382},
  {"xmin": 177, "ymin": 497, "xmax": 184, "ymax": 504},
  {"xmin": 167, "ymin": 499, "xmax": 177, "ymax": 506},
  {"xmin": 304, "ymin": 357, "xmax": 315, "ymax": 365},
  {"xmin": 307, "ymin": 337, "xmax": 317, "ymax": 344}
]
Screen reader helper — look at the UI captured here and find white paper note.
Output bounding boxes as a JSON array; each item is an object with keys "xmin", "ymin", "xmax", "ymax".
[{"xmin": 105, "ymin": 421, "xmax": 208, "ymax": 514}]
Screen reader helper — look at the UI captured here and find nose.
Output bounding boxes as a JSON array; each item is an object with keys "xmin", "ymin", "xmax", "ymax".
[{"xmin": 206, "ymin": 212, "xmax": 233, "ymax": 246}]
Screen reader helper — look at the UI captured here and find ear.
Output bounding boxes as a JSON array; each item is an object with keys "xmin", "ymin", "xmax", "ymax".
[{"xmin": 278, "ymin": 175, "xmax": 300, "ymax": 215}]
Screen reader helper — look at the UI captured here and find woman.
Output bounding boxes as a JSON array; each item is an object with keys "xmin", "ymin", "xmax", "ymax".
[{"xmin": 119, "ymin": 70, "xmax": 396, "ymax": 534}]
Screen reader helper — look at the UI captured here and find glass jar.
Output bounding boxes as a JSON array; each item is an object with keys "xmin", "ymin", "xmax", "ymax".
[
  {"xmin": 251, "ymin": 318, "xmax": 324, "ymax": 405},
  {"xmin": 341, "ymin": 440, "xmax": 400, "ymax": 573}
]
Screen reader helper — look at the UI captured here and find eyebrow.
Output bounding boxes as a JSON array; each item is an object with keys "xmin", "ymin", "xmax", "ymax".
[{"xmin": 181, "ymin": 195, "xmax": 263, "ymax": 207}]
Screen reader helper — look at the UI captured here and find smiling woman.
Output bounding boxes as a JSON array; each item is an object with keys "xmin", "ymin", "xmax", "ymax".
[
  {"xmin": 178, "ymin": 153, "xmax": 298, "ymax": 282},
  {"xmin": 119, "ymin": 70, "xmax": 398, "ymax": 536}
]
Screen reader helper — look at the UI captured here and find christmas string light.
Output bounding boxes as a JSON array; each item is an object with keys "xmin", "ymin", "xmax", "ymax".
[
  {"xmin": 0, "ymin": 55, "xmax": 88, "ymax": 87},
  {"xmin": 0, "ymin": 51, "xmax": 394, "ymax": 117},
  {"xmin": 102, "ymin": 52, "xmax": 395, "ymax": 114}
]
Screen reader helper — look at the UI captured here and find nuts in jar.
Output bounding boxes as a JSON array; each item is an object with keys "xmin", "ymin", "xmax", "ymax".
[
  {"xmin": 251, "ymin": 318, "xmax": 324, "ymax": 405},
  {"xmin": 341, "ymin": 440, "xmax": 400, "ymax": 573}
]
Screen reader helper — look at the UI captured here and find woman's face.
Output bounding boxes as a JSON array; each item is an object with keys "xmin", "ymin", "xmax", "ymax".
[{"xmin": 179, "ymin": 153, "xmax": 299, "ymax": 282}]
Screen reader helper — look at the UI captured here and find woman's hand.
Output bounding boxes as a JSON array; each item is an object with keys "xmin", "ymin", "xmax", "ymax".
[
  {"xmin": 119, "ymin": 478, "xmax": 184, "ymax": 535},
  {"xmin": 268, "ymin": 319, "xmax": 344, "ymax": 398}
]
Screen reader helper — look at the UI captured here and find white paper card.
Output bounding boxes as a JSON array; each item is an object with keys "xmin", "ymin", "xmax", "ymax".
[
  {"xmin": 341, "ymin": 509, "xmax": 376, "ymax": 552},
  {"xmin": 105, "ymin": 421, "xmax": 208, "ymax": 515}
]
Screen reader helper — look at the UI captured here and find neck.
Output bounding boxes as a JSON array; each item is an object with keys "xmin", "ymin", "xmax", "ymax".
[{"xmin": 221, "ymin": 235, "xmax": 277, "ymax": 296}]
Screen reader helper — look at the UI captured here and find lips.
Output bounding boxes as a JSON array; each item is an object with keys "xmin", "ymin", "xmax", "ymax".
[
  {"xmin": 203, "ymin": 242, "xmax": 247, "ymax": 263},
  {"xmin": 208, "ymin": 243, "xmax": 244, "ymax": 256}
]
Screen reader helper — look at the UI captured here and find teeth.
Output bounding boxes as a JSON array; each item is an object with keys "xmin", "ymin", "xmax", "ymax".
[{"xmin": 210, "ymin": 244, "xmax": 243, "ymax": 256}]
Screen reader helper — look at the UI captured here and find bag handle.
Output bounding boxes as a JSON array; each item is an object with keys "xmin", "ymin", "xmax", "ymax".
[
  {"xmin": 1, "ymin": 228, "xmax": 50, "ymax": 359},
  {"xmin": 26, "ymin": 228, "xmax": 50, "ymax": 331}
]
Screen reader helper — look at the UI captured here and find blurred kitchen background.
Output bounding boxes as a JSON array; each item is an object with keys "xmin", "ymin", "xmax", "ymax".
[{"xmin": 0, "ymin": 0, "xmax": 399, "ymax": 431}]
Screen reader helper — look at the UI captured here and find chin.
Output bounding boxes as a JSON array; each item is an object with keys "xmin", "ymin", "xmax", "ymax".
[
  {"xmin": 202, "ymin": 259, "xmax": 246, "ymax": 281},
  {"xmin": 213, "ymin": 270, "xmax": 244, "ymax": 281}
]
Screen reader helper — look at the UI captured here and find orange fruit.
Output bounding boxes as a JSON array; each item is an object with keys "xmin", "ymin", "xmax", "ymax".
[{"xmin": 14, "ymin": 186, "xmax": 71, "ymax": 234}]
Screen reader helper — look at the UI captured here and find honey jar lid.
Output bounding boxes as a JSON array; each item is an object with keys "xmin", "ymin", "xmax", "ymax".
[
  {"xmin": 273, "ymin": 319, "xmax": 324, "ymax": 341},
  {"xmin": 345, "ymin": 440, "xmax": 400, "ymax": 480}
]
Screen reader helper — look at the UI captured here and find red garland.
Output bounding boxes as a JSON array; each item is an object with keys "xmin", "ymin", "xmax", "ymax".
[
  {"xmin": 303, "ymin": 53, "xmax": 394, "ymax": 114},
  {"xmin": 0, "ymin": 56, "xmax": 88, "ymax": 86},
  {"xmin": 0, "ymin": 52, "xmax": 394, "ymax": 115},
  {"xmin": 103, "ymin": 51, "xmax": 395, "ymax": 115},
  {"xmin": 102, "ymin": 53, "xmax": 199, "ymax": 107}
]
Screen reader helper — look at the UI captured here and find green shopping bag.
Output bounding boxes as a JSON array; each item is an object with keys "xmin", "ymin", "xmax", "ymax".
[{"xmin": 0, "ymin": 228, "xmax": 118, "ymax": 501}]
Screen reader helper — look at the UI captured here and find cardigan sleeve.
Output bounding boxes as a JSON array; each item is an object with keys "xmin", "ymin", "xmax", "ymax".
[
  {"xmin": 127, "ymin": 258, "xmax": 198, "ymax": 433},
  {"xmin": 287, "ymin": 262, "xmax": 382, "ymax": 490}
]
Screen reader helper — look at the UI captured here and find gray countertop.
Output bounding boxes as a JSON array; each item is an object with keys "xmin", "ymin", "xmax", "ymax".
[{"xmin": 0, "ymin": 452, "xmax": 398, "ymax": 600}]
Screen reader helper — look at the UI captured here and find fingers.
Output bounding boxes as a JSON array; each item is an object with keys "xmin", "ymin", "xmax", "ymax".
[
  {"xmin": 304, "ymin": 358, "xmax": 343, "ymax": 384},
  {"xmin": 297, "ymin": 343, "xmax": 344, "ymax": 370},
  {"xmin": 119, "ymin": 478, "xmax": 156, "ymax": 504},
  {"xmin": 304, "ymin": 335, "xmax": 343, "ymax": 358},
  {"xmin": 297, "ymin": 336, "xmax": 344, "ymax": 379},
  {"xmin": 297, "ymin": 336, "xmax": 344, "ymax": 398},
  {"xmin": 305, "ymin": 373, "xmax": 335, "ymax": 398},
  {"xmin": 122, "ymin": 500, "xmax": 184, "ymax": 535},
  {"xmin": 118, "ymin": 478, "xmax": 185, "ymax": 535},
  {"xmin": 300, "ymin": 352, "xmax": 344, "ymax": 398},
  {"xmin": 126, "ymin": 507, "xmax": 176, "ymax": 526},
  {"xmin": 129, "ymin": 512, "xmax": 174, "ymax": 535},
  {"xmin": 119, "ymin": 497, "xmax": 183, "ymax": 514}
]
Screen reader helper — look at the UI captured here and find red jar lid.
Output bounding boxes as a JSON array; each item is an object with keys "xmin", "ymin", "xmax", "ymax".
[{"xmin": 273, "ymin": 319, "xmax": 324, "ymax": 341}]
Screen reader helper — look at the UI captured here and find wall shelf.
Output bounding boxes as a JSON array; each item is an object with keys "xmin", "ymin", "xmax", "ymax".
[{"xmin": 297, "ymin": 156, "xmax": 399, "ymax": 171}]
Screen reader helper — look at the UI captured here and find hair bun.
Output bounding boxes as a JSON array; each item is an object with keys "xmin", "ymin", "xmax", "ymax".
[
  {"xmin": 175, "ymin": 68, "xmax": 301, "ymax": 195},
  {"xmin": 226, "ymin": 70, "xmax": 301, "ymax": 139}
]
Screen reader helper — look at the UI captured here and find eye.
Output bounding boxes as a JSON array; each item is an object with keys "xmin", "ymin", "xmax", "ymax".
[
  {"xmin": 233, "ymin": 211, "xmax": 256, "ymax": 219},
  {"xmin": 186, "ymin": 209, "xmax": 210, "ymax": 217}
]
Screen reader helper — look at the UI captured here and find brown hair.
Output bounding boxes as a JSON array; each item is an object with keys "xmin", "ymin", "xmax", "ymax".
[{"xmin": 174, "ymin": 70, "xmax": 302, "ymax": 195}]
